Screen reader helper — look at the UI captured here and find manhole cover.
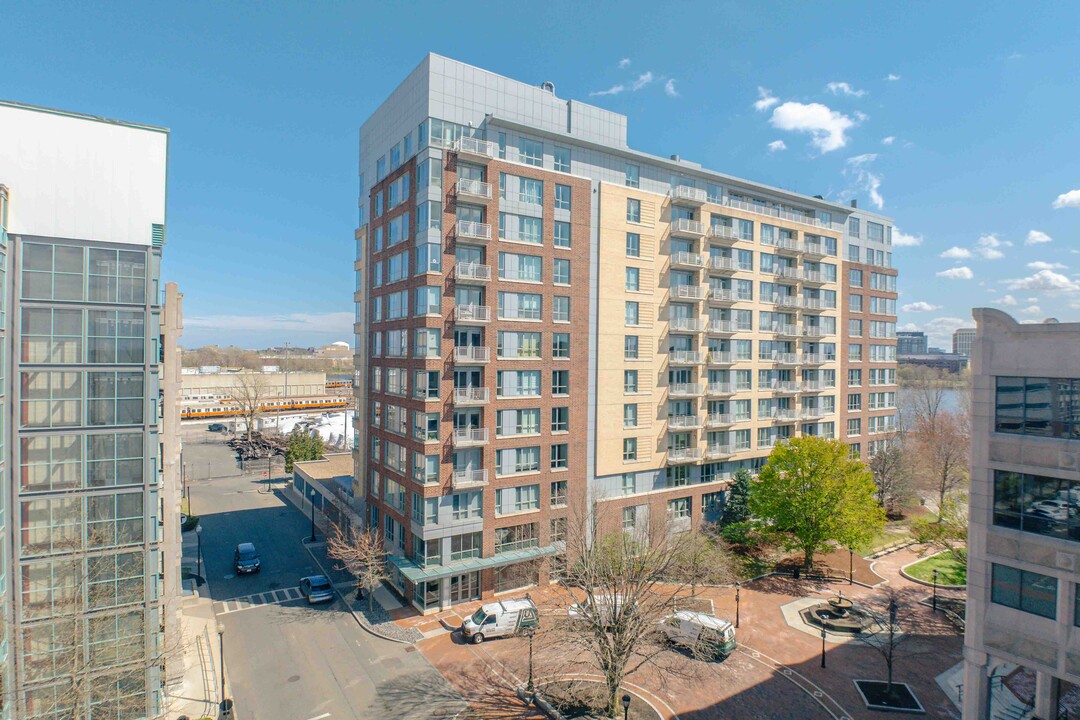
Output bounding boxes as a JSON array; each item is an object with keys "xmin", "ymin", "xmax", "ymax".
[
  {"xmin": 404, "ymin": 646, "xmax": 417, "ymax": 653},
  {"xmin": 288, "ymin": 675, "xmax": 300, "ymax": 683}
]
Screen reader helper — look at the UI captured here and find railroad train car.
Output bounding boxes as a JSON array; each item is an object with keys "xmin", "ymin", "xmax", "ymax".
[
  {"xmin": 325, "ymin": 380, "xmax": 353, "ymax": 389},
  {"xmin": 181, "ymin": 395, "xmax": 349, "ymax": 420}
]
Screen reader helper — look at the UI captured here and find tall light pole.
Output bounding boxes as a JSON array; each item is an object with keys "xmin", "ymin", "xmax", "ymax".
[
  {"xmin": 735, "ymin": 582, "xmax": 741, "ymax": 629},
  {"xmin": 932, "ymin": 569, "xmax": 938, "ymax": 612},
  {"xmin": 820, "ymin": 627, "xmax": 827, "ymax": 668},
  {"xmin": 195, "ymin": 524, "xmax": 203, "ymax": 581},
  {"xmin": 217, "ymin": 622, "xmax": 227, "ymax": 703},
  {"xmin": 310, "ymin": 494, "xmax": 317, "ymax": 542},
  {"xmin": 621, "ymin": 694, "xmax": 631, "ymax": 720},
  {"xmin": 849, "ymin": 548, "xmax": 854, "ymax": 586}
]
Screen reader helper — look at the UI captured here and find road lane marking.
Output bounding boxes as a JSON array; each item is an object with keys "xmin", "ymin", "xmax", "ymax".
[
  {"xmin": 214, "ymin": 586, "xmax": 304, "ymax": 615},
  {"xmin": 304, "ymin": 714, "xmax": 331, "ymax": 720}
]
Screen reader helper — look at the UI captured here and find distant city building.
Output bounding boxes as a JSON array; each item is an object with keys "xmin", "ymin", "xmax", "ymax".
[
  {"xmin": 181, "ymin": 370, "xmax": 327, "ymax": 401},
  {"xmin": 897, "ymin": 330, "xmax": 928, "ymax": 355},
  {"xmin": 962, "ymin": 310, "xmax": 1080, "ymax": 720},
  {"xmin": 897, "ymin": 353, "xmax": 969, "ymax": 373},
  {"xmin": 928, "ymin": 346, "xmax": 946, "ymax": 354},
  {"xmin": 953, "ymin": 327, "xmax": 976, "ymax": 356},
  {"xmin": 315, "ymin": 341, "xmax": 352, "ymax": 360}
]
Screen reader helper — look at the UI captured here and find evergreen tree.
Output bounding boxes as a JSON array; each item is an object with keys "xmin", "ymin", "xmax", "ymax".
[
  {"xmin": 721, "ymin": 468, "xmax": 752, "ymax": 526},
  {"xmin": 284, "ymin": 428, "xmax": 324, "ymax": 472}
]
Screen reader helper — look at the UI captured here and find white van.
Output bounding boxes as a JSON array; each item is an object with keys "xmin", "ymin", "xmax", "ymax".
[
  {"xmin": 461, "ymin": 598, "xmax": 539, "ymax": 644},
  {"xmin": 659, "ymin": 610, "xmax": 737, "ymax": 660},
  {"xmin": 567, "ymin": 594, "xmax": 636, "ymax": 627}
]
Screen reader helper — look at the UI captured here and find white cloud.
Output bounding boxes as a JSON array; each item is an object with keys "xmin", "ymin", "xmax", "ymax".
[
  {"xmin": 1027, "ymin": 297, "xmax": 1039, "ymax": 303},
  {"xmin": 1019, "ymin": 305, "xmax": 1043, "ymax": 316},
  {"xmin": 618, "ymin": 58, "xmax": 631, "ymax": 69},
  {"xmin": 591, "ymin": 70, "xmax": 654, "ymax": 97},
  {"xmin": 664, "ymin": 78, "xmax": 678, "ymax": 97},
  {"xmin": 1053, "ymin": 189, "xmax": 1080, "ymax": 209},
  {"xmin": 769, "ymin": 101, "xmax": 856, "ymax": 153},
  {"xmin": 882, "ymin": 136, "xmax": 896, "ymax": 145},
  {"xmin": 754, "ymin": 86, "xmax": 779, "ymax": 112},
  {"xmin": 922, "ymin": 317, "xmax": 970, "ymax": 346},
  {"xmin": 631, "ymin": 72, "xmax": 653, "ymax": 91},
  {"xmin": 1004, "ymin": 269, "xmax": 1080, "ymax": 293},
  {"xmin": 844, "ymin": 153, "xmax": 884, "ymax": 208},
  {"xmin": 899, "ymin": 322, "xmax": 920, "ymax": 332},
  {"xmin": 993, "ymin": 294, "xmax": 1019, "ymax": 306},
  {"xmin": 937, "ymin": 267, "xmax": 974, "ymax": 280},
  {"xmin": 886, "ymin": 73, "xmax": 901, "ymax": 81},
  {"xmin": 767, "ymin": 140, "xmax": 787, "ymax": 153},
  {"xmin": 974, "ymin": 233, "xmax": 1007, "ymax": 260},
  {"xmin": 941, "ymin": 247, "xmax": 972, "ymax": 259},
  {"xmin": 185, "ymin": 311, "xmax": 354, "ymax": 334},
  {"xmin": 1026, "ymin": 230, "xmax": 1052, "ymax": 245},
  {"xmin": 892, "ymin": 228, "xmax": 923, "ymax": 247},
  {"xmin": 826, "ymin": 81, "xmax": 867, "ymax": 97},
  {"xmin": 1028, "ymin": 261, "xmax": 1067, "ymax": 271},
  {"xmin": 902, "ymin": 301, "xmax": 941, "ymax": 312},
  {"xmin": 590, "ymin": 84, "xmax": 625, "ymax": 97}
]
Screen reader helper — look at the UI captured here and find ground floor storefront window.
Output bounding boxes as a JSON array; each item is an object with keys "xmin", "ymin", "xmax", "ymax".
[{"xmin": 494, "ymin": 561, "xmax": 538, "ymax": 594}]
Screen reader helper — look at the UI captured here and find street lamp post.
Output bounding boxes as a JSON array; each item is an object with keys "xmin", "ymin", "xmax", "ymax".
[
  {"xmin": 932, "ymin": 569, "xmax": 938, "ymax": 612},
  {"xmin": 849, "ymin": 548, "xmax": 854, "ymax": 586},
  {"xmin": 310, "ymin": 495, "xmax": 317, "ymax": 542},
  {"xmin": 195, "ymin": 525, "xmax": 203, "ymax": 581},
  {"xmin": 735, "ymin": 582, "xmax": 741, "ymax": 629},
  {"xmin": 820, "ymin": 627, "xmax": 827, "ymax": 669},
  {"xmin": 217, "ymin": 622, "xmax": 226, "ymax": 704},
  {"xmin": 621, "ymin": 694, "xmax": 631, "ymax": 720}
]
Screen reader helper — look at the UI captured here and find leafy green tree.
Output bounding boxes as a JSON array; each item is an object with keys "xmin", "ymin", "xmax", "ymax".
[
  {"xmin": 911, "ymin": 492, "xmax": 968, "ymax": 564},
  {"xmin": 750, "ymin": 436, "xmax": 885, "ymax": 569},
  {"xmin": 721, "ymin": 468, "xmax": 752, "ymax": 526},
  {"xmin": 284, "ymin": 428, "xmax": 324, "ymax": 472}
]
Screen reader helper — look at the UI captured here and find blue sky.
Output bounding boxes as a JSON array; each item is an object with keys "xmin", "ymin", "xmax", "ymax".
[{"xmin": 4, "ymin": 1, "xmax": 1079, "ymax": 349}]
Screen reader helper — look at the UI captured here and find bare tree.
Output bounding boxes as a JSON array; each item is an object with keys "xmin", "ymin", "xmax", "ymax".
[
  {"xmin": 671, "ymin": 525, "xmax": 739, "ymax": 593},
  {"xmin": 227, "ymin": 372, "xmax": 270, "ymax": 442},
  {"xmin": 909, "ymin": 410, "xmax": 970, "ymax": 512},
  {"xmin": 912, "ymin": 493, "xmax": 968, "ymax": 564},
  {"xmin": 869, "ymin": 440, "xmax": 916, "ymax": 517},
  {"xmin": 899, "ymin": 365, "xmax": 950, "ymax": 429},
  {"xmin": 327, "ymin": 524, "xmax": 390, "ymax": 611}
]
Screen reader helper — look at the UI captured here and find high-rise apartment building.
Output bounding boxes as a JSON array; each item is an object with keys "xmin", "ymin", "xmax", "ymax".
[
  {"xmin": 355, "ymin": 55, "xmax": 899, "ymax": 613},
  {"xmin": 953, "ymin": 327, "xmax": 976, "ymax": 356},
  {"xmin": 0, "ymin": 101, "xmax": 177, "ymax": 719},
  {"xmin": 963, "ymin": 309, "xmax": 1080, "ymax": 720},
  {"xmin": 897, "ymin": 330, "xmax": 928, "ymax": 355}
]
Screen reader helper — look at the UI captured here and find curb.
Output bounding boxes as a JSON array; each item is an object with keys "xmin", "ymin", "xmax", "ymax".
[{"xmin": 898, "ymin": 551, "xmax": 967, "ymax": 590}]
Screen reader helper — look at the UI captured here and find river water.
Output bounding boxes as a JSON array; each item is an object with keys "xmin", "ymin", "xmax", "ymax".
[{"xmin": 897, "ymin": 387, "xmax": 967, "ymax": 427}]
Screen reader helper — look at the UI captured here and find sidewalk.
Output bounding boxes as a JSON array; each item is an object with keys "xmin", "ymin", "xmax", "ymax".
[{"xmin": 165, "ymin": 593, "xmax": 225, "ymax": 720}]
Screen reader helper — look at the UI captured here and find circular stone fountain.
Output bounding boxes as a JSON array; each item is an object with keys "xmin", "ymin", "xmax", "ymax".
[{"xmin": 798, "ymin": 592, "xmax": 873, "ymax": 634}]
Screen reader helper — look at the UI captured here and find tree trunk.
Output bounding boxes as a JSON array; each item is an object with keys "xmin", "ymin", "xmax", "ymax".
[{"xmin": 804, "ymin": 546, "xmax": 814, "ymax": 570}]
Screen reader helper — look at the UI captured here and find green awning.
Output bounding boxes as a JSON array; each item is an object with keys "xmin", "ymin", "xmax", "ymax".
[{"xmin": 387, "ymin": 544, "xmax": 560, "ymax": 583}]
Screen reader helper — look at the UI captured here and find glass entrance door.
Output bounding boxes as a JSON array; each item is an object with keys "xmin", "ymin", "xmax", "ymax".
[{"xmin": 449, "ymin": 571, "xmax": 480, "ymax": 603}]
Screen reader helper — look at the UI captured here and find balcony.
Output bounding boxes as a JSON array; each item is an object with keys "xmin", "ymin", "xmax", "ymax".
[
  {"xmin": 803, "ymin": 326, "xmax": 831, "ymax": 338},
  {"xmin": 671, "ymin": 251, "xmax": 707, "ymax": 269},
  {"xmin": 668, "ymin": 415, "xmax": 703, "ymax": 430},
  {"xmin": 802, "ymin": 271, "xmax": 827, "ymax": 285},
  {"xmin": 767, "ymin": 237, "xmax": 803, "ymax": 255},
  {"xmin": 769, "ymin": 409, "xmax": 798, "ymax": 422},
  {"xmin": 769, "ymin": 380, "xmax": 801, "ymax": 394},
  {"xmin": 709, "ymin": 256, "xmax": 740, "ymax": 272},
  {"xmin": 671, "ymin": 185, "xmax": 707, "ymax": 206},
  {"xmin": 707, "ymin": 382, "xmax": 735, "ymax": 396},
  {"xmin": 802, "ymin": 298, "xmax": 826, "ymax": 312},
  {"xmin": 671, "ymin": 218, "xmax": 706, "ymax": 237},
  {"xmin": 707, "ymin": 320, "xmax": 736, "ymax": 335},
  {"xmin": 709, "ymin": 224, "xmax": 741, "ymax": 242},
  {"xmin": 452, "ymin": 428, "xmax": 490, "ymax": 447},
  {"xmin": 669, "ymin": 383, "xmax": 705, "ymax": 398},
  {"xmin": 667, "ymin": 447, "xmax": 704, "ymax": 464},
  {"xmin": 706, "ymin": 444, "xmax": 736, "ymax": 459},
  {"xmin": 456, "ymin": 220, "xmax": 492, "ymax": 242},
  {"xmin": 454, "ymin": 136, "xmax": 499, "ymax": 161},
  {"xmin": 800, "ymin": 381, "xmax": 830, "ymax": 392},
  {"xmin": 760, "ymin": 352, "xmax": 799, "ymax": 365},
  {"xmin": 773, "ymin": 323, "xmax": 802, "ymax": 337},
  {"xmin": 455, "ymin": 262, "xmax": 491, "ymax": 283},
  {"xmin": 454, "ymin": 346, "xmax": 490, "ymax": 363},
  {"xmin": 773, "ymin": 295, "xmax": 804, "ymax": 309},
  {"xmin": 803, "ymin": 241, "xmax": 828, "ymax": 258},
  {"xmin": 800, "ymin": 353, "xmax": 829, "ymax": 365},
  {"xmin": 670, "ymin": 350, "xmax": 707, "ymax": 365},
  {"xmin": 456, "ymin": 177, "xmax": 493, "ymax": 201},
  {"xmin": 709, "ymin": 289, "xmax": 738, "ymax": 304},
  {"xmin": 707, "ymin": 351, "xmax": 734, "ymax": 366},
  {"xmin": 669, "ymin": 317, "xmax": 707, "ymax": 333},
  {"xmin": 774, "ymin": 266, "xmax": 803, "ymax": 281},
  {"xmin": 672, "ymin": 284, "xmax": 709, "ymax": 301},
  {"xmin": 453, "ymin": 387, "xmax": 490, "ymax": 405},
  {"xmin": 800, "ymin": 408, "xmax": 827, "ymax": 420},
  {"xmin": 706, "ymin": 413, "xmax": 736, "ymax": 428},
  {"xmin": 451, "ymin": 468, "xmax": 489, "ymax": 490},
  {"xmin": 454, "ymin": 305, "xmax": 491, "ymax": 324}
]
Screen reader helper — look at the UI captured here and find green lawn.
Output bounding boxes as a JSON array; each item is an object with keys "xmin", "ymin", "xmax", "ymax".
[{"xmin": 905, "ymin": 552, "xmax": 966, "ymax": 586}]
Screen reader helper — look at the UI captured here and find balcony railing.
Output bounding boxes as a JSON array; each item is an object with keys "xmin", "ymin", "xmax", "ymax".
[
  {"xmin": 454, "ymin": 305, "xmax": 491, "ymax": 323},
  {"xmin": 452, "ymin": 468, "xmax": 489, "ymax": 489},
  {"xmin": 668, "ymin": 383, "xmax": 705, "ymax": 397},
  {"xmin": 707, "ymin": 320, "xmax": 736, "ymax": 334},
  {"xmin": 773, "ymin": 295, "xmax": 804, "ymax": 309},
  {"xmin": 763, "ymin": 237, "xmax": 803, "ymax": 254},
  {"xmin": 802, "ymin": 298, "xmax": 826, "ymax": 311},
  {"xmin": 671, "ymin": 217, "xmax": 706, "ymax": 236},
  {"xmin": 707, "ymin": 351, "xmax": 734, "ymax": 365},
  {"xmin": 760, "ymin": 352, "xmax": 800, "ymax": 365},
  {"xmin": 456, "ymin": 220, "xmax": 492, "ymax": 242},
  {"xmin": 456, "ymin": 178, "xmax": 493, "ymax": 200},
  {"xmin": 802, "ymin": 271, "xmax": 827, "ymax": 285},
  {"xmin": 668, "ymin": 415, "xmax": 703, "ymax": 430},
  {"xmin": 801, "ymin": 380, "xmax": 830, "ymax": 392},
  {"xmin": 709, "ymin": 224, "xmax": 741, "ymax": 241},
  {"xmin": 706, "ymin": 413, "xmax": 736, "ymax": 427},
  {"xmin": 669, "ymin": 317, "xmax": 706, "ymax": 333},
  {"xmin": 706, "ymin": 444, "xmax": 736, "ymax": 459},
  {"xmin": 667, "ymin": 447, "xmax": 704, "ymax": 463},
  {"xmin": 671, "ymin": 185, "xmax": 708, "ymax": 205},
  {"xmin": 774, "ymin": 266, "xmax": 803, "ymax": 281},
  {"xmin": 770, "ymin": 409, "xmax": 798, "ymax": 421},
  {"xmin": 453, "ymin": 387, "xmax": 490, "ymax": 405},
  {"xmin": 454, "ymin": 346, "xmax": 490, "ymax": 363},
  {"xmin": 720, "ymin": 196, "xmax": 843, "ymax": 232},
  {"xmin": 800, "ymin": 408, "xmax": 828, "ymax": 420},
  {"xmin": 456, "ymin": 262, "xmax": 491, "ymax": 282},
  {"xmin": 800, "ymin": 353, "xmax": 829, "ymax": 365},
  {"xmin": 452, "ymin": 428, "xmax": 489, "ymax": 447},
  {"xmin": 803, "ymin": 241, "xmax": 828, "ymax": 257},
  {"xmin": 454, "ymin": 136, "xmax": 499, "ymax": 160},
  {"xmin": 803, "ymin": 326, "xmax": 831, "ymax": 338},
  {"xmin": 709, "ymin": 289, "xmax": 737, "ymax": 304},
  {"xmin": 770, "ymin": 380, "xmax": 801, "ymax": 393},
  {"xmin": 671, "ymin": 251, "xmax": 707, "ymax": 269},
  {"xmin": 672, "ymin": 284, "xmax": 709, "ymax": 301},
  {"xmin": 670, "ymin": 350, "xmax": 707, "ymax": 365},
  {"xmin": 709, "ymin": 256, "xmax": 740, "ymax": 272},
  {"xmin": 773, "ymin": 323, "xmax": 802, "ymax": 337},
  {"xmin": 707, "ymin": 382, "xmax": 735, "ymax": 395}
]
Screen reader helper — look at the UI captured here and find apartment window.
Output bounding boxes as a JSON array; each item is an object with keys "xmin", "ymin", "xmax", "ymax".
[
  {"xmin": 848, "ymin": 217, "xmax": 860, "ymax": 237},
  {"xmin": 552, "ymin": 370, "xmax": 569, "ymax": 395},
  {"xmin": 626, "ymin": 233, "xmax": 641, "ymax": 257},
  {"xmin": 554, "ymin": 146, "xmax": 571, "ymax": 173},
  {"xmin": 849, "ymin": 269, "xmax": 863, "ymax": 289},
  {"xmin": 551, "ymin": 444, "xmax": 569, "ymax": 470},
  {"xmin": 450, "ymin": 532, "xmax": 482, "ymax": 561},
  {"xmin": 848, "ymin": 369, "xmax": 862, "ymax": 387},
  {"xmin": 621, "ymin": 507, "xmax": 637, "ymax": 531},
  {"xmin": 553, "ymin": 296, "xmax": 570, "ymax": 323},
  {"xmin": 554, "ymin": 184, "xmax": 572, "ymax": 210},
  {"xmin": 496, "ymin": 370, "xmax": 541, "ymax": 397},
  {"xmin": 847, "ymin": 394, "xmax": 862, "ymax": 411},
  {"xmin": 623, "ymin": 403, "xmax": 638, "ymax": 428},
  {"xmin": 519, "ymin": 138, "xmax": 543, "ymax": 166},
  {"xmin": 498, "ymin": 291, "xmax": 542, "ymax": 320},
  {"xmin": 625, "ymin": 267, "xmax": 640, "ymax": 291},
  {"xmin": 496, "ymin": 408, "xmax": 541, "ymax": 437},
  {"xmin": 499, "ymin": 252, "xmax": 543, "ymax": 282},
  {"xmin": 626, "ymin": 163, "xmax": 640, "ymax": 188},
  {"xmin": 996, "ymin": 377, "xmax": 1080, "ymax": 438},
  {"xmin": 553, "ymin": 259, "xmax": 571, "ymax": 285},
  {"xmin": 627, "ymin": 198, "xmax": 641, "ymax": 223},
  {"xmin": 849, "ymin": 344, "xmax": 863, "ymax": 361},
  {"xmin": 551, "ymin": 517, "xmax": 567, "ymax": 543},
  {"xmin": 554, "ymin": 221, "xmax": 571, "ymax": 248},
  {"xmin": 552, "ymin": 333, "xmax": 570, "ymax": 359},
  {"xmin": 551, "ymin": 406, "xmax": 569, "ymax": 432},
  {"xmin": 451, "ymin": 491, "xmax": 483, "ymax": 521},
  {"xmin": 993, "ymin": 469, "xmax": 1080, "ymax": 539},
  {"xmin": 622, "ymin": 474, "xmax": 637, "ymax": 495},
  {"xmin": 413, "ymin": 453, "xmax": 439, "ymax": 484},
  {"xmin": 847, "ymin": 418, "xmax": 861, "ymax": 437},
  {"xmin": 991, "ymin": 564, "xmax": 1057, "ymax": 620},
  {"xmin": 414, "ymin": 329, "xmax": 440, "ymax": 358},
  {"xmin": 623, "ymin": 438, "xmax": 638, "ymax": 461},
  {"xmin": 624, "ymin": 370, "xmax": 639, "ymax": 393},
  {"xmin": 668, "ymin": 497, "xmax": 691, "ymax": 520},
  {"xmin": 624, "ymin": 335, "xmax": 639, "ymax": 360},
  {"xmin": 867, "ymin": 222, "xmax": 885, "ymax": 242},
  {"xmin": 849, "ymin": 319, "xmax": 863, "ymax": 337},
  {"xmin": 499, "ymin": 212, "xmax": 543, "ymax": 245},
  {"xmin": 414, "ymin": 370, "xmax": 439, "ymax": 400},
  {"xmin": 847, "ymin": 244, "xmax": 861, "ymax": 263},
  {"xmin": 496, "ymin": 484, "xmax": 541, "ymax": 513},
  {"xmin": 625, "ymin": 302, "xmax": 640, "ymax": 326}
]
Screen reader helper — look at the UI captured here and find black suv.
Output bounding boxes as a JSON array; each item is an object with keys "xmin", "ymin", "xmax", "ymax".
[{"xmin": 233, "ymin": 542, "xmax": 261, "ymax": 574}]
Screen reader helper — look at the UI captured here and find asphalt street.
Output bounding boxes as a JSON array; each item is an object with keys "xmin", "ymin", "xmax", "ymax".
[{"xmin": 183, "ymin": 426, "xmax": 466, "ymax": 720}]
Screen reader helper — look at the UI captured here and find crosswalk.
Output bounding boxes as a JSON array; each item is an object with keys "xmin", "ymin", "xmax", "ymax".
[{"xmin": 215, "ymin": 586, "xmax": 306, "ymax": 615}]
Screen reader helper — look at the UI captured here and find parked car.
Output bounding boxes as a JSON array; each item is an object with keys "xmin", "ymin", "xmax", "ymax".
[
  {"xmin": 659, "ymin": 610, "xmax": 736, "ymax": 660},
  {"xmin": 233, "ymin": 543, "xmax": 261, "ymax": 574},
  {"xmin": 299, "ymin": 575, "xmax": 334, "ymax": 604},
  {"xmin": 568, "ymin": 594, "xmax": 636, "ymax": 628},
  {"xmin": 1028, "ymin": 499, "xmax": 1071, "ymax": 521},
  {"xmin": 461, "ymin": 598, "xmax": 539, "ymax": 644},
  {"xmin": 208, "ymin": 423, "xmax": 227, "ymax": 432}
]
